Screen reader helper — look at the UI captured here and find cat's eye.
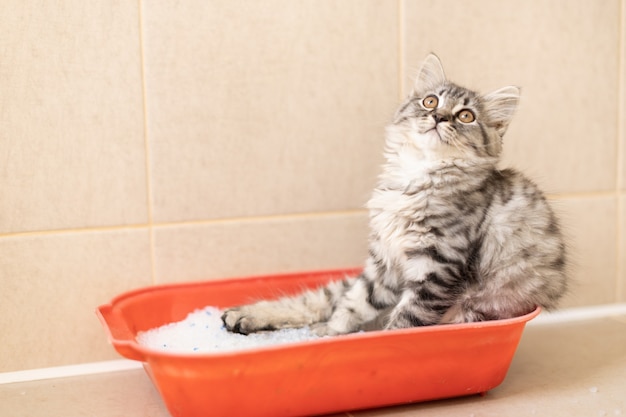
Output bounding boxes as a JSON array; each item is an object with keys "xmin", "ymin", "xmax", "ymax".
[
  {"xmin": 422, "ymin": 95, "xmax": 438, "ymax": 109},
  {"xmin": 457, "ymin": 109, "xmax": 475, "ymax": 123}
]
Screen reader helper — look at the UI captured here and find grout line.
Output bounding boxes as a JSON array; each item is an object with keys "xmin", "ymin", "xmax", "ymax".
[
  {"xmin": 545, "ymin": 190, "xmax": 619, "ymax": 200},
  {"xmin": 397, "ymin": 0, "xmax": 405, "ymax": 100},
  {"xmin": 618, "ymin": 0, "xmax": 626, "ymax": 194},
  {"xmin": 0, "ymin": 224, "xmax": 152, "ymax": 240},
  {"xmin": 0, "ymin": 210, "xmax": 369, "ymax": 240},
  {"xmin": 615, "ymin": 0, "xmax": 626, "ymax": 301},
  {"xmin": 137, "ymin": 0, "xmax": 157, "ymax": 285},
  {"xmin": 2, "ymin": 303, "xmax": 625, "ymax": 385},
  {"xmin": 149, "ymin": 209, "xmax": 369, "ymax": 230},
  {"xmin": 0, "ymin": 187, "xmax": 622, "ymax": 241},
  {"xmin": 0, "ymin": 190, "xmax": 620, "ymax": 241}
]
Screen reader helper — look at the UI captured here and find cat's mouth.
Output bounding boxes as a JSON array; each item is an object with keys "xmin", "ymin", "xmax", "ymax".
[
  {"xmin": 424, "ymin": 125, "xmax": 445, "ymax": 142},
  {"xmin": 417, "ymin": 121, "xmax": 438, "ymax": 135},
  {"xmin": 416, "ymin": 119, "xmax": 451, "ymax": 145}
]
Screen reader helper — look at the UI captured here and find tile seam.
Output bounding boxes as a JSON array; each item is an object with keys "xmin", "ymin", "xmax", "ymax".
[
  {"xmin": 2, "ymin": 187, "xmax": 624, "ymax": 240},
  {"xmin": 0, "ymin": 210, "xmax": 369, "ymax": 239},
  {"xmin": 0, "ymin": 224, "xmax": 152, "ymax": 240},
  {"xmin": 546, "ymin": 190, "xmax": 618, "ymax": 200},
  {"xmin": 150, "ymin": 210, "xmax": 369, "ymax": 230},
  {"xmin": 615, "ymin": 0, "xmax": 626, "ymax": 301},
  {"xmin": 137, "ymin": 0, "xmax": 157, "ymax": 285},
  {"xmin": 397, "ymin": 0, "xmax": 405, "ymax": 99},
  {"xmin": 2, "ymin": 187, "xmax": 625, "ymax": 240}
]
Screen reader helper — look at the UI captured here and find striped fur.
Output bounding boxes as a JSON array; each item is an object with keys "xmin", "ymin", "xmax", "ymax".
[{"xmin": 222, "ymin": 54, "xmax": 568, "ymax": 336}]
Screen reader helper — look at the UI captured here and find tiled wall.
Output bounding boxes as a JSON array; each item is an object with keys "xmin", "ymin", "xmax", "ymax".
[{"xmin": 1, "ymin": 0, "xmax": 624, "ymax": 372}]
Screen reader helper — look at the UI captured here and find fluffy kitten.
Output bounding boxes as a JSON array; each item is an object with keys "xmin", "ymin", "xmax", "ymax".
[{"xmin": 222, "ymin": 54, "xmax": 567, "ymax": 336}]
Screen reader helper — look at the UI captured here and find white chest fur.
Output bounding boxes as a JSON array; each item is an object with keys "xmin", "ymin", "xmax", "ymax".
[{"xmin": 367, "ymin": 185, "xmax": 434, "ymax": 270}]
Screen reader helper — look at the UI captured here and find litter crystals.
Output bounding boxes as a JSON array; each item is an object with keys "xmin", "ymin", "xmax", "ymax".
[{"xmin": 136, "ymin": 306, "xmax": 321, "ymax": 353}]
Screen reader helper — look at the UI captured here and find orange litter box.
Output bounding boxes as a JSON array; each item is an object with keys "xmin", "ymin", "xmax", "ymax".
[{"xmin": 96, "ymin": 268, "xmax": 540, "ymax": 417}]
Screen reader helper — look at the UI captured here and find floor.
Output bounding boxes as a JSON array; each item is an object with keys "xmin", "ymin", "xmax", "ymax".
[{"xmin": 2, "ymin": 314, "xmax": 625, "ymax": 417}]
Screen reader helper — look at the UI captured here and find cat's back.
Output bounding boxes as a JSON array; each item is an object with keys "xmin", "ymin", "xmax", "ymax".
[
  {"xmin": 478, "ymin": 167, "xmax": 566, "ymax": 284},
  {"xmin": 482, "ymin": 168, "xmax": 559, "ymax": 230}
]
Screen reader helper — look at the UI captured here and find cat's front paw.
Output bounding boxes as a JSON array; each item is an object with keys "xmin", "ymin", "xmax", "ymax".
[
  {"xmin": 221, "ymin": 307, "xmax": 275, "ymax": 335},
  {"xmin": 310, "ymin": 322, "xmax": 340, "ymax": 337}
]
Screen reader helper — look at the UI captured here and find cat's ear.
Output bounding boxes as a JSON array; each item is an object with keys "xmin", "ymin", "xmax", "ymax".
[
  {"xmin": 413, "ymin": 53, "xmax": 446, "ymax": 94},
  {"xmin": 482, "ymin": 86, "xmax": 520, "ymax": 137}
]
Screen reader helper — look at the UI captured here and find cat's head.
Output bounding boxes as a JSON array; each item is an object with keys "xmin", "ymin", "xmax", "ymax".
[{"xmin": 391, "ymin": 54, "xmax": 520, "ymax": 161}]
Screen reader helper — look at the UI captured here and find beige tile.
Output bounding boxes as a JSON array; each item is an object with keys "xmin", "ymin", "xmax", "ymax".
[
  {"xmin": 403, "ymin": 0, "xmax": 620, "ymax": 194},
  {"xmin": 0, "ymin": 1, "xmax": 148, "ymax": 234},
  {"xmin": 142, "ymin": 0, "xmax": 398, "ymax": 222},
  {"xmin": 153, "ymin": 212, "xmax": 369, "ymax": 283},
  {"xmin": 621, "ymin": 0, "xmax": 626, "ymax": 192},
  {"xmin": 0, "ymin": 230, "xmax": 152, "ymax": 372},
  {"xmin": 554, "ymin": 196, "xmax": 618, "ymax": 307}
]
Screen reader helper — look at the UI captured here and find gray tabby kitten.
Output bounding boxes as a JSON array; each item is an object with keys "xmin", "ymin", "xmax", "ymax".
[{"xmin": 222, "ymin": 54, "xmax": 567, "ymax": 336}]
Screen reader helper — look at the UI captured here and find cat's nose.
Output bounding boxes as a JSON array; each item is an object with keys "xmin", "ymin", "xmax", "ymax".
[{"xmin": 433, "ymin": 114, "xmax": 449, "ymax": 124}]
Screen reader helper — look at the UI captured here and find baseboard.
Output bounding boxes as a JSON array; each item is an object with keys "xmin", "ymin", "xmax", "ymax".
[
  {"xmin": 530, "ymin": 302, "xmax": 626, "ymax": 325},
  {"xmin": 2, "ymin": 302, "xmax": 626, "ymax": 385},
  {"xmin": 0, "ymin": 359, "xmax": 142, "ymax": 385}
]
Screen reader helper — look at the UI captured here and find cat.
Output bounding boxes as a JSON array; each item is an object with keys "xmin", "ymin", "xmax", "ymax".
[{"xmin": 222, "ymin": 53, "xmax": 568, "ymax": 336}]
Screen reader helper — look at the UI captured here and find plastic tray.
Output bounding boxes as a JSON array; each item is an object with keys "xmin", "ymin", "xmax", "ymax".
[{"xmin": 97, "ymin": 268, "xmax": 540, "ymax": 417}]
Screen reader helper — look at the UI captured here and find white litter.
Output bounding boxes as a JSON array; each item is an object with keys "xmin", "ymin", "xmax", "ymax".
[{"xmin": 136, "ymin": 306, "xmax": 321, "ymax": 353}]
